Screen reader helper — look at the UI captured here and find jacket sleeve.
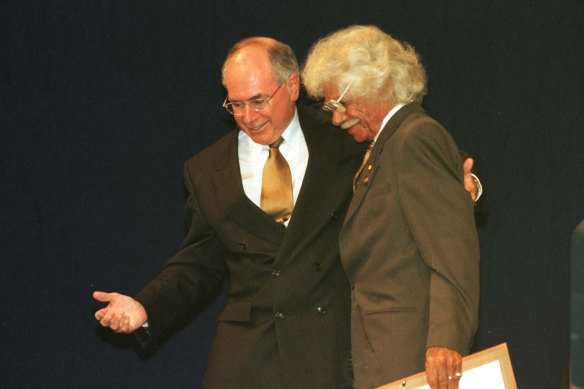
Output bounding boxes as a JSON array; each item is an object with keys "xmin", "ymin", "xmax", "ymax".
[{"xmin": 398, "ymin": 118, "xmax": 480, "ymax": 355}]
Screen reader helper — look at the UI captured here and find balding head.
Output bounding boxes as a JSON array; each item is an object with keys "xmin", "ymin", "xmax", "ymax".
[{"xmin": 222, "ymin": 37, "xmax": 299, "ymax": 87}]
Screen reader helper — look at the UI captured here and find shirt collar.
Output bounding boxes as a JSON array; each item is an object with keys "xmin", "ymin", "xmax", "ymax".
[
  {"xmin": 238, "ymin": 108, "xmax": 302, "ymax": 160},
  {"xmin": 373, "ymin": 103, "xmax": 405, "ymax": 142}
]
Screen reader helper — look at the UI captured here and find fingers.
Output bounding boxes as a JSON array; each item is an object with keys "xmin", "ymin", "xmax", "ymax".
[
  {"xmin": 109, "ymin": 312, "xmax": 123, "ymax": 332},
  {"xmin": 446, "ymin": 357, "xmax": 462, "ymax": 389},
  {"xmin": 443, "ymin": 351, "xmax": 461, "ymax": 389},
  {"xmin": 97, "ymin": 308, "xmax": 125, "ymax": 330},
  {"xmin": 111, "ymin": 315, "xmax": 136, "ymax": 334},
  {"xmin": 93, "ymin": 292, "xmax": 122, "ymax": 329},
  {"xmin": 94, "ymin": 307, "xmax": 106, "ymax": 321},
  {"xmin": 98, "ymin": 307, "xmax": 115, "ymax": 328},
  {"xmin": 426, "ymin": 347, "xmax": 462, "ymax": 389},
  {"xmin": 93, "ymin": 291, "xmax": 115, "ymax": 327},
  {"xmin": 436, "ymin": 363, "xmax": 449, "ymax": 389},
  {"xmin": 462, "ymin": 158, "xmax": 474, "ymax": 175},
  {"xmin": 448, "ymin": 372, "xmax": 462, "ymax": 389},
  {"xmin": 119, "ymin": 315, "xmax": 131, "ymax": 333},
  {"xmin": 462, "ymin": 158, "xmax": 478, "ymax": 202},
  {"xmin": 95, "ymin": 307, "xmax": 128, "ymax": 331},
  {"xmin": 425, "ymin": 352, "xmax": 440, "ymax": 389}
]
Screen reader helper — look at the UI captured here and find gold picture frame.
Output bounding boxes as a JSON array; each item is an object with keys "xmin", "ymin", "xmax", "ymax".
[{"xmin": 376, "ymin": 343, "xmax": 517, "ymax": 389}]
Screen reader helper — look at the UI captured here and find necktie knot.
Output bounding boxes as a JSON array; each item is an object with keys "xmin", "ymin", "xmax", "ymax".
[{"xmin": 270, "ymin": 137, "xmax": 285, "ymax": 149}]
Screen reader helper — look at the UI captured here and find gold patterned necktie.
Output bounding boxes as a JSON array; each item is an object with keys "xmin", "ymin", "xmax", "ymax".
[
  {"xmin": 260, "ymin": 137, "xmax": 293, "ymax": 223},
  {"xmin": 353, "ymin": 141, "xmax": 375, "ymax": 192}
]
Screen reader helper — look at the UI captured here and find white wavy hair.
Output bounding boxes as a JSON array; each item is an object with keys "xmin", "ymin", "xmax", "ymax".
[{"xmin": 302, "ymin": 25, "xmax": 427, "ymax": 105}]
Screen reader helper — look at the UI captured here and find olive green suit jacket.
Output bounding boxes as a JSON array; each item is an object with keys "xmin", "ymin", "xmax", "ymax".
[{"xmin": 339, "ymin": 103, "xmax": 480, "ymax": 388}]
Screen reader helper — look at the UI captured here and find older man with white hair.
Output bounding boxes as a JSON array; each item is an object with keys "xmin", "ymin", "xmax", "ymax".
[{"xmin": 303, "ymin": 25, "xmax": 480, "ymax": 389}]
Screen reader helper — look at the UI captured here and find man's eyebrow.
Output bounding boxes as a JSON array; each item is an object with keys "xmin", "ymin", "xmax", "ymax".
[{"xmin": 228, "ymin": 93, "xmax": 266, "ymax": 103}]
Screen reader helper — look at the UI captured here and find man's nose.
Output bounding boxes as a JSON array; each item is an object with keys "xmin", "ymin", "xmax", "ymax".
[
  {"xmin": 241, "ymin": 104, "xmax": 259, "ymax": 123},
  {"xmin": 331, "ymin": 110, "xmax": 346, "ymax": 126}
]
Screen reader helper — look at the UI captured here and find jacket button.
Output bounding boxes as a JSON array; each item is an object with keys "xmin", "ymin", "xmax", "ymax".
[
  {"xmin": 317, "ymin": 306, "xmax": 327, "ymax": 315},
  {"xmin": 271, "ymin": 268, "xmax": 281, "ymax": 277},
  {"xmin": 330, "ymin": 211, "xmax": 338, "ymax": 219},
  {"xmin": 274, "ymin": 312, "xmax": 285, "ymax": 320},
  {"xmin": 313, "ymin": 263, "xmax": 322, "ymax": 272},
  {"xmin": 238, "ymin": 242, "xmax": 247, "ymax": 251}
]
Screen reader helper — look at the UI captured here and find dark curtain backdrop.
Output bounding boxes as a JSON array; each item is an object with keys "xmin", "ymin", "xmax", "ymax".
[{"xmin": 2, "ymin": 1, "xmax": 583, "ymax": 388}]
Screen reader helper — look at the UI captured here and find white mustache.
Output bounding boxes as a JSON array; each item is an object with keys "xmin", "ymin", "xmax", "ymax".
[{"xmin": 340, "ymin": 118, "xmax": 361, "ymax": 130}]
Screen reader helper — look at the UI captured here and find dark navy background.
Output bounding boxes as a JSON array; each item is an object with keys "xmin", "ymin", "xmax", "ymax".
[{"xmin": 2, "ymin": 1, "xmax": 583, "ymax": 387}]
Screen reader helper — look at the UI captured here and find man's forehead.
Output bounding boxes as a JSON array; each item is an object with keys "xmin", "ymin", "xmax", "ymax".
[
  {"xmin": 225, "ymin": 75, "xmax": 277, "ymax": 100},
  {"xmin": 225, "ymin": 65, "xmax": 277, "ymax": 100}
]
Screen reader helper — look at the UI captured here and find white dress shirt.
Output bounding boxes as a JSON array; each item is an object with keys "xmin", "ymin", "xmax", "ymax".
[
  {"xmin": 238, "ymin": 109, "xmax": 309, "ymax": 225},
  {"xmin": 374, "ymin": 103, "xmax": 405, "ymax": 142}
]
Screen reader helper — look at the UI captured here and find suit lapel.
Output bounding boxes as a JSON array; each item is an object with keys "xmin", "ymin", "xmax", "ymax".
[
  {"xmin": 214, "ymin": 130, "xmax": 285, "ymax": 245},
  {"xmin": 278, "ymin": 110, "xmax": 348, "ymax": 259},
  {"xmin": 343, "ymin": 103, "xmax": 424, "ymax": 227}
]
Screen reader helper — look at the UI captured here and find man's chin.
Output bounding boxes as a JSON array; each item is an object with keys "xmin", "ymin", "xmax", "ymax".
[
  {"xmin": 246, "ymin": 127, "xmax": 280, "ymax": 146},
  {"xmin": 347, "ymin": 127, "xmax": 367, "ymax": 143}
]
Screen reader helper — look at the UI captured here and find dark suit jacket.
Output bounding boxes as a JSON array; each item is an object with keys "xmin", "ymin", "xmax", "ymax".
[
  {"xmin": 134, "ymin": 107, "xmax": 364, "ymax": 388},
  {"xmin": 339, "ymin": 103, "xmax": 480, "ymax": 388}
]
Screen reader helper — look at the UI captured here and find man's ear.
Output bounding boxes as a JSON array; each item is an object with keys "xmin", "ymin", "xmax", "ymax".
[{"xmin": 286, "ymin": 73, "xmax": 300, "ymax": 102}]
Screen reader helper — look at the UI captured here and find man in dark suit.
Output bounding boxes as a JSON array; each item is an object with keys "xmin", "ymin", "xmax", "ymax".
[
  {"xmin": 303, "ymin": 25, "xmax": 480, "ymax": 389},
  {"xmin": 93, "ymin": 37, "xmax": 362, "ymax": 388}
]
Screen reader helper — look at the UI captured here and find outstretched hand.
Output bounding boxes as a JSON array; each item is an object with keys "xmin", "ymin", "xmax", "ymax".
[{"xmin": 93, "ymin": 291, "xmax": 148, "ymax": 334}]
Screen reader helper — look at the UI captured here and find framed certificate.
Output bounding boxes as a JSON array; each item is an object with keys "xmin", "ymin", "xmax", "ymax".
[{"xmin": 376, "ymin": 343, "xmax": 517, "ymax": 389}]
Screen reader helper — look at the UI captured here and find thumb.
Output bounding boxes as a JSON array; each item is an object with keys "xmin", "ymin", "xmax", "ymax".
[{"xmin": 93, "ymin": 291, "xmax": 114, "ymax": 302}]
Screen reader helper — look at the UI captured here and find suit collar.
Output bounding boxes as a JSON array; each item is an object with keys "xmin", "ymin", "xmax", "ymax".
[
  {"xmin": 374, "ymin": 102, "xmax": 424, "ymax": 150},
  {"xmin": 374, "ymin": 103, "xmax": 405, "ymax": 142}
]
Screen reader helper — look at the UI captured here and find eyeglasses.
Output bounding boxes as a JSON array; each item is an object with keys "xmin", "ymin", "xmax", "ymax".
[
  {"xmin": 223, "ymin": 83, "xmax": 284, "ymax": 116},
  {"xmin": 322, "ymin": 83, "xmax": 351, "ymax": 113}
]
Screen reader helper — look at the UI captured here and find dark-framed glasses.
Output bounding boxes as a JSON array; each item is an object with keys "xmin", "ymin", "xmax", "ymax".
[
  {"xmin": 322, "ymin": 83, "xmax": 351, "ymax": 113},
  {"xmin": 223, "ymin": 83, "xmax": 283, "ymax": 116}
]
